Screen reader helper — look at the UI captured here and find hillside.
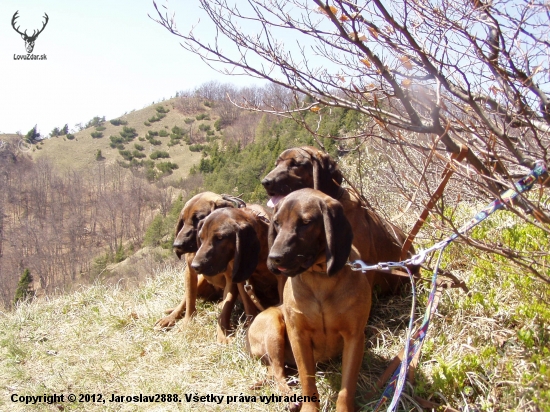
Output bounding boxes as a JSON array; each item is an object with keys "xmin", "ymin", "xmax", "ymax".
[{"xmin": 15, "ymin": 97, "xmax": 212, "ymax": 181}]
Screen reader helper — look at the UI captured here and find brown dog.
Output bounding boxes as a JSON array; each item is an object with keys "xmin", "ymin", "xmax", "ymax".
[
  {"xmin": 155, "ymin": 192, "xmax": 238, "ymax": 329},
  {"xmin": 249, "ymin": 188, "xmax": 370, "ymax": 412},
  {"xmin": 262, "ymin": 146, "xmax": 412, "ymax": 293},
  {"xmin": 191, "ymin": 205, "xmax": 286, "ymax": 343}
]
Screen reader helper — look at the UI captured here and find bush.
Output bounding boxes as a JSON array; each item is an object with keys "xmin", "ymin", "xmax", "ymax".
[
  {"xmin": 66, "ymin": 134, "xmax": 75, "ymax": 140},
  {"xmin": 147, "ymin": 130, "xmax": 159, "ymax": 137},
  {"xmin": 198, "ymin": 124, "xmax": 211, "ymax": 132},
  {"xmin": 195, "ymin": 113, "xmax": 210, "ymax": 121},
  {"xmin": 91, "ymin": 131, "xmax": 103, "ymax": 138},
  {"xmin": 95, "ymin": 126, "xmax": 106, "ymax": 131},
  {"xmin": 120, "ymin": 126, "xmax": 137, "ymax": 140},
  {"xmin": 134, "ymin": 143, "xmax": 144, "ymax": 151},
  {"xmin": 13, "ymin": 269, "xmax": 33, "ymax": 305},
  {"xmin": 85, "ymin": 116, "xmax": 105, "ymax": 129},
  {"xmin": 132, "ymin": 150, "xmax": 146, "ymax": 159},
  {"xmin": 110, "ymin": 119, "xmax": 128, "ymax": 126},
  {"xmin": 119, "ymin": 150, "xmax": 133, "ymax": 161},
  {"xmin": 150, "ymin": 150, "xmax": 170, "ymax": 160},
  {"xmin": 147, "ymin": 137, "xmax": 162, "ymax": 146},
  {"xmin": 144, "ymin": 121, "xmax": 151, "ymax": 127},
  {"xmin": 156, "ymin": 161, "xmax": 179, "ymax": 175},
  {"xmin": 158, "ymin": 130, "xmax": 169, "ymax": 137},
  {"xmin": 189, "ymin": 144, "xmax": 207, "ymax": 152},
  {"xmin": 214, "ymin": 119, "xmax": 222, "ymax": 131},
  {"xmin": 95, "ymin": 150, "xmax": 104, "ymax": 161},
  {"xmin": 184, "ymin": 118, "xmax": 195, "ymax": 124},
  {"xmin": 156, "ymin": 106, "xmax": 170, "ymax": 114}
]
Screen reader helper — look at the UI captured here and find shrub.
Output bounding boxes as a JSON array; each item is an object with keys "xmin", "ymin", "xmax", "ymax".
[
  {"xmin": 195, "ymin": 113, "xmax": 210, "ymax": 121},
  {"xmin": 147, "ymin": 130, "xmax": 159, "ymax": 137},
  {"xmin": 156, "ymin": 106, "xmax": 170, "ymax": 114},
  {"xmin": 172, "ymin": 126, "xmax": 185, "ymax": 136},
  {"xmin": 110, "ymin": 119, "xmax": 128, "ymax": 126},
  {"xmin": 95, "ymin": 150, "xmax": 104, "ymax": 160},
  {"xmin": 91, "ymin": 131, "xmax": 103, "ymax": 138},
  {"xmin": 85, "ymin": 116, "xmax": 105, "ymax": 128},
  {"xmin": 119, "ymin": 150, "xmax": 133, "ymax": 161},
  {"xmin": 132, "ymin": 150, "xmax": 146, "ymax": 159},
  {"xmin": 144, "ymin": 121, "xmax": 151, "ymax": 127},
  {"xmin": 150, "ymin": 150, "xmax": 170, "ymax": 160},
  {"xmin": 214, "ymin": 119, "xmax": 222, "ymax": 131},
  {"xmin": 134, "ymin": 143, "xmax": 145, "ymax": 151},
  {"xmin": 147, "ymin": 137, "xmax": 162, "ymax": 146},
  {"xmin": 66, "ymin": 134, "xmax": 75, "ymax": 140},
  {"xmin": 158, "ymin": 130, "xmax": 169, "ymax": 137},
  {"xmin": 189, "ymin": 144, "xmax": 207, "ymax": 152},
  {"xmin": 95, "ymin": 126, "xmax": 106, "ymax": 131},
  {"xmin": 198, "ymin": 123, "xmax": 211, "ymax": 132},
  {"xmin": 14, "ymin": 269, "xmax": 33, "ymax": 305},
  {"xmin": 157, "ymin": 162, "xmax": 179, "ymax": 175},
  {"xmin": 184, "ymin": 118, "xmax": 195, "ymax": 124},
  {"xmin": 120, "ymin": 126, "xmax": 137, "ymax": 140}
]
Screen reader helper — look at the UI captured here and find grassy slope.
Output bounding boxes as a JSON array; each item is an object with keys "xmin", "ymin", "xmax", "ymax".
[
  {"xmin": 0, "ymin": 260, "xmax": 425, "ymax": 412},
  {"xmin": 27, "ymin": 98, "xmax": 204, "ymax": 180}
]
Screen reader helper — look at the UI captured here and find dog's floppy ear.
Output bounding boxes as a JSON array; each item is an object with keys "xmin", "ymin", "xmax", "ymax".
[
  {"xmin": 321, "ymin": 198, "xmax": 353, "ymax": 276},
  {"xmin": 312, "ymin": 151, "xmax": 343, "ymax": 199},
  {"xmin": 195, "ymin": 219, "xmax": 205, "ymax": 249},
  {"xmin": 232, "ymin": 223, "xmax": 260, "ymax": 283}
]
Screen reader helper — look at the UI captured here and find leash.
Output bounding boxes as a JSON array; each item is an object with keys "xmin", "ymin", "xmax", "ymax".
[
  {"xmin": 349, "ymin": 160, "xmax": 547, "ymax": 411},
  {"xmin": 244, "ymin": 280, "xmax": 266, "ymax": 312}
]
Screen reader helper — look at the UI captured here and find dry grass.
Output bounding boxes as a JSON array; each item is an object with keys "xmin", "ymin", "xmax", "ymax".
[{"xmin": 1, "ymin": 247, "xmax": 549, "ymax": 411}]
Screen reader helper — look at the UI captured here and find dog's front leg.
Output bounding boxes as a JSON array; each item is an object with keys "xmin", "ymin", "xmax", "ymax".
[
  {"xmin": 217, "ymin": 280, "xmax": 238, "ymax": 344},
  {"xmin": 288, "ymin": 327, "xmax": 319, "ymax": 412},
  {"xmin": 337, "ymin": 332, "xmax": 365, "ymax": 412}
]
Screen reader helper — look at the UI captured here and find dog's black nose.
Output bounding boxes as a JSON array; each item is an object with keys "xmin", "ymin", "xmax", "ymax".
[
  {"xmin": 268, "ymin": 253, "xmax": 283, "ymax": 265},
  {"xmin": 190, "ymin": 262, "xmax": 202, "ymax": 271},
  {"xmin": 261, "ymin": 177, "xmax": 272, "ymax": 188}
]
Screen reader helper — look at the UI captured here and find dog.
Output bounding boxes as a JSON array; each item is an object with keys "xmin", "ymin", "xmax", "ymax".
[
  {"xmin": 191, "ymin": 205, "xmax": 286, "ymax": 343},
  {"xmin": 155, "ymin": 192, "xmax": 238, "ymax": 330},
  {"xmin": 262, "ymin": 146, "xmax": 413, "ymax": 293},
  {"xmin": 248, "ymin": 188, "xmax": 370, "ymax": 412}
]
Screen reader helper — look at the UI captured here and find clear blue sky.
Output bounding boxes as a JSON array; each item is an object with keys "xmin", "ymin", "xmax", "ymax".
[{"xmin": 0, "ymin": 0, "xmax": 267, "ymax": 136}]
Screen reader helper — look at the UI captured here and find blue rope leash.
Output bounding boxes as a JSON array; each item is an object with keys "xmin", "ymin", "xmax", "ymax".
[{"xmin": 349, "ymin": 160, "xmax": 547, "ymax": 411}]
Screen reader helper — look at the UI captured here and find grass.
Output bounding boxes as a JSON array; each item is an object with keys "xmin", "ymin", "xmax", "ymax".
[{"xmin": 2, "ymin": 242, "xmax": 548, "ymax": 411}]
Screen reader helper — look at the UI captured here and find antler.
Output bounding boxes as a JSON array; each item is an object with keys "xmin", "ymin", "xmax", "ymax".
[
  {"xmin": 33, "ymin": 13, "xmax": 49, "ymax": 38},
  {"xmin": 11, "ymin": 11, "xmax": 26, "ymax": 37},
  {"xmin": 11, "ymin": 11, "xmax": 49, "ymax": 40}
]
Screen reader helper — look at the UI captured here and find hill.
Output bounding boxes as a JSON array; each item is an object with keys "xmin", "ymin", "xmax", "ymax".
[{"xmin": 4, "ymin": 97, "xmax": 212, "ymax": 182}]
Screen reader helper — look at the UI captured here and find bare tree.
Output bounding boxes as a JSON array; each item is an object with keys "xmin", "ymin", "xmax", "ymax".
[{"xmin": 152, "ymin": 0, "xmax": 550, "ymax": 282}]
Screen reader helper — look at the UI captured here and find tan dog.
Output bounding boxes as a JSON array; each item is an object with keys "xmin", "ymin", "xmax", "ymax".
[
  {"xmin": 191, "ymin": 205, "xmax": 286, "ymax": 343},
  {"xmin": 249, "ymin": 188, "xmax": 370, "ymax": 412},
  {"xmin": 262, "ymin": 146, "xmax": 413, "ymax": 293},
  {"xmin": 155, "ymin": 192, "xmax": 237, "ymax": 330}
]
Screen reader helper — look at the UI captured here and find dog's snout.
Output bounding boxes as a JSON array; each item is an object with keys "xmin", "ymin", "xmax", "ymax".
[
  {"xmin": 261, "ymin": 177, "xmax": 272, "ymax": 188},
  {"xmin": 190, "ymin": 261, "xmax": 201, "ymax": 271}
]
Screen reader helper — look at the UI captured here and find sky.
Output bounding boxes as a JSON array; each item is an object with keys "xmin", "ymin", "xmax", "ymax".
[{"xmin": 0, "ymin": 0, "xmax": 268, "ymax": 136}]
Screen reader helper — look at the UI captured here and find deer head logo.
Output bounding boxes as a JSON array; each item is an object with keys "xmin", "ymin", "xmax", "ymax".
[{"xmin": 11, "ymin": 11, "xmax": 49, "ymax": 54}]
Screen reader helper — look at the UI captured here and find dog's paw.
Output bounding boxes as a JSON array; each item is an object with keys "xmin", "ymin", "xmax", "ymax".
[{"xmin": 154, "ymin": 313, "xmax": 181, "ymax": 330}]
